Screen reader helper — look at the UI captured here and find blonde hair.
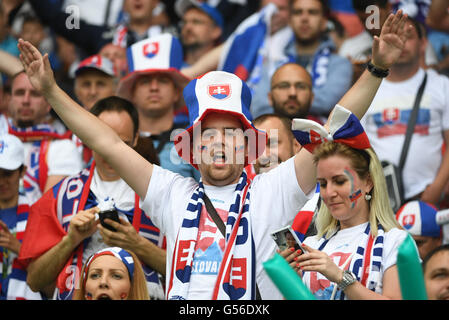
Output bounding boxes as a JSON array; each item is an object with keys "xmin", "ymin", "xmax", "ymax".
[
  {"xmin": 313, "ymin": 141, "xmax": 401, "ymax": 239},
  {"xmin": 72, "ymin": 250, "xmax": 150, "ymax": 300}
]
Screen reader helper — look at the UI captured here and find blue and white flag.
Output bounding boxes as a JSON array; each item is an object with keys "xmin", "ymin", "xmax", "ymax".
[{"xmin": 218, "ymin": 4, "xmax": 277, "ymax": 82}]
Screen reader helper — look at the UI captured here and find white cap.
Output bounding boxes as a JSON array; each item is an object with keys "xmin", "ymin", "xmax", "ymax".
[{"xmin": 0, "ymin": 134, "xmax": 25, "ymax": 170}]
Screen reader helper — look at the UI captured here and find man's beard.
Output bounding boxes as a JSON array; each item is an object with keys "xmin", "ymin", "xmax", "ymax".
[
  {"xmin": 295, "ymin": 34, "xmax": 321, "ymax": 48},
  {"xmin": 273, "ymin": 101, "xmax": 309, "ymax": 120},
  {"xmin": 183, "ymin": 41, "xmax": 204, "ymax": 53},
  {"xmin": 16, "ymin": 120, "xmax": 35, "ymax": 128}
]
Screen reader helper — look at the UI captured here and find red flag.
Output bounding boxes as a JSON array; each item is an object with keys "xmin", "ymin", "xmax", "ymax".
[{"xmin": 18, "ymin": 190, "xmax": 67, "ymax": 268}]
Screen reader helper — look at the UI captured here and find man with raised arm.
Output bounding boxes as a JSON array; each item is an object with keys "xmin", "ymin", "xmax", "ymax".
[{"xmin": 17, "ymin": 10, "xmax": 410, "ymax": 300}]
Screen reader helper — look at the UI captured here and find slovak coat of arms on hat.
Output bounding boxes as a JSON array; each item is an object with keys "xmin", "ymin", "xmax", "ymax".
[
  {"xmin": 143, "ymin": 42, "xmax": 159, "ymax": 59},
  {"xmin": 402, "ymin": 214, "xmax": 416, "ymax": 230},
  {"xmin": 208, "ymin": 84, "xmax": 231, "ymax": 100}
]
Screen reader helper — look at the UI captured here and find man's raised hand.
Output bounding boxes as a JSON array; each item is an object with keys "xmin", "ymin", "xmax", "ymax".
[
  {"xmin": 17, "ymin": 38, "xmax": 55, "ymax": 94},
  {"xmin": 372, "ymin": 10, "xmax": 413, "ymax": 70}
]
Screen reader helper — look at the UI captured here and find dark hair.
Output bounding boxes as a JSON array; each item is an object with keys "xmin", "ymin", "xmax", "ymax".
[
  {"xmin": 352, "ymin": 0, "xmax": 389, "ymax": 11},
  {"xmin": 289, "ymin": 0, "xmax": 330, "ymax": 17},
  {"xmin": 422, "ymin": 244, "xmax": 449, "ymax": 272},
  {"xmin": 22, "ymin": 13, "xmax": 43, "ymax": 26},
  {"xmin": 90, "ymin": 96, "xmax": 139, "ymax": 138},
  {"xmin": 407, "ymin": 16, "xmax": 424, "ymax": 39},
  {"xmin": 90, "ymin": 96, "xmax": 160, "ymax": 165},
  {"xmin": 253, "ymin": 113, "xmax": 292, "ymax": 133}
]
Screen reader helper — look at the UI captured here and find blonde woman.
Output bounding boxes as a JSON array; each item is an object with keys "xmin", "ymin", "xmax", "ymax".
[
  {"xmin": 73, "ymin": 247, "xmax": 149, "ymax": 300},
  {"xmin": 282, "ymin": 105, "xmax": 409, "ymax": 300}
]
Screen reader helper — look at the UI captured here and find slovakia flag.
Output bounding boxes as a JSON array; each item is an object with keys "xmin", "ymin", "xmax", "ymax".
[
  {"xmin": 292, "ymin": 105, "xmax": 371, "ymax": 153},
  {"xmin": 291, "ymin": 188, "xmax": 320, "ymax": 242}
]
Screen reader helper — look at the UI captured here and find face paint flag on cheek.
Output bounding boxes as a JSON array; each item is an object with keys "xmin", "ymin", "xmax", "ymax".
[
  {"xmin": 291, "ymin": 105, "xmax": 371, "ymax": 153},
  {"xmin": 344, "ymin": 168, "xmax": 362, "ymax": 209}
]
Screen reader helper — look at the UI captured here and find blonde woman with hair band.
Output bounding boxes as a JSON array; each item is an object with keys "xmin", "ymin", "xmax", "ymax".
[{"xmin": 281, "ymin": 105, "xmax": 411, "ymax": 300}]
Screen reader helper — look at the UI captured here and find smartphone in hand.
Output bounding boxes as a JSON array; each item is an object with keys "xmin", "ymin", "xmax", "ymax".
[
  {"xmin": 98, "ymin": 209, "xmax": 120, "ymax": 232},
  {"xmin": 271, "ymin": 225, "xmax": 306, "ymax": 254}
]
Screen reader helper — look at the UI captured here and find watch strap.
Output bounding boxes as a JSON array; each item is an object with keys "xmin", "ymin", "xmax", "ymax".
[{"xmin": 367, "ymin": 61, "xmax": 389, "ymax": 78}]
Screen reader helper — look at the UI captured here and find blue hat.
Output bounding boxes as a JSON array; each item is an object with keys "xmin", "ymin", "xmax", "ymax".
[
  {"xmin": 175, "ymin": 0, "xmax": 224, "ymax": 30},
  {"xmin": 396, "ymin": 201, "xmax": 441, "ymax": 237},
  {"xmin": 173, "ymin": 71, "xmax": 267, "ymax": 169}
]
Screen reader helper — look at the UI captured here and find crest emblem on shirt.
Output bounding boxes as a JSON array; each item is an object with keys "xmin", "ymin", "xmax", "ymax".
[
  {"xmin": 402, "ymin": 214, "xmax": 416, "ymax": 230},
  {"xmin": 208, "ymin": 84, "xmax": 231, "ymax": 100},
  {"xmin": 143, "ymin": 42, "xmax": 159, "ymax": 58},
  {"xmin": 382, "ymin": 108, "xmax": 399, "ymax": 123}
]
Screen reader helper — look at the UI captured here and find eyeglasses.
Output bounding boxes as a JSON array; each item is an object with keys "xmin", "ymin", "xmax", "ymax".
[{"xmin": 271, "ymin": 81, "xmax": 310, "ymax": 91}]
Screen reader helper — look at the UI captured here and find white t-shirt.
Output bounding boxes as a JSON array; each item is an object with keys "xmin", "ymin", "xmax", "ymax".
[
  {"xmin": 83, "ymin": 168, "xmax": 136, "ymax": 262},
  {"xmin": 339, "ymin": 30, "xmax": 373, "ymax": 63},
  {"xmin": 361, "ymin": 68, "xmax": 449, "ymax": 199},
  {"xmin": 187, "ymin": 183, "xmax": 235, "ymax": 300},
  {"xmin": 339, "ymin": 30, "xmax": 437, "ymax": 66},
  {"xmin": 76, "ymin": 168, "xmax": 165, "ymax": 300},
  {"xmin": 141, "ymin": 157, "xmax": 311, "ymax": 299},
  {"xmin": 303, "ymin": 223, "xmax": 407, "ymax": 300}
]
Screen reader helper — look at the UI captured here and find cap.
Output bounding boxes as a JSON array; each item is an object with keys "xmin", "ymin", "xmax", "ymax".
[
  {"xmin": 116, "ymin": 33, "xmax": 190, "ymax": 108},
  {"xmin": 0, "ymin": 134, "xmax": 25, "ymax": 170},
  {"xmin": 396, "ymin": 200, "xmax": 441, "ymax": 237},
  {"xmin": 75, "ymin": 55, "xmax": 116, "ymax": 77},
  {"xmin": 175, "ymin": 0, "xmax": 224, "ymax": 29},
  {"xmin": 173, "ymin": 71, "xmax": 267, "ymax": 169}
]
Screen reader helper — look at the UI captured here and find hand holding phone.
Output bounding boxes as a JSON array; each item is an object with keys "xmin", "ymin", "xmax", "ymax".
[
  {"xmin": 98, "ymin": 209, "xmax": 120, "ymax": 232},
  {"xmin": 271, "ymin": 225, "xmax": 306, "ymax": 254}
]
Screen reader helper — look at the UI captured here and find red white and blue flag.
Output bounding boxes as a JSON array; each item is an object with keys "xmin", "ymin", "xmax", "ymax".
[
  {"xmin": 373, "ymin": 108, "xmax": 430, "ymax": 138},
  {"xmin": 291, "ymin": 189, "xmax": 319, "ymax": 242},
  {"xmin": 292, "ymin": 105, "xmax": 371, "ymax": 153}
]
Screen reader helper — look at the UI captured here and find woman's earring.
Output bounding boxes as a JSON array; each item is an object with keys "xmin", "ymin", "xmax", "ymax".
[{"xmin": 365, "ymin": 193, "xmax": 372, "ymax": 201}]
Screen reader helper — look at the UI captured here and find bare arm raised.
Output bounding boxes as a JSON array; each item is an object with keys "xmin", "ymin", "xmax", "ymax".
[
  {"xmin": 17, "ymin": 39, "xmax": 152, "ymax": 199},
  {"xmin": 293, "ymin": 10, "xmax": 412, "ymax": 195},
  {"xmin": 0, "ymin": 49, "xmax": 23, "ymax": 76}
]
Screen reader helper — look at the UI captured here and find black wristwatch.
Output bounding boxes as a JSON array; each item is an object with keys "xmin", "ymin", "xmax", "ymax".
[
  {"xmin": 337, "ymin": 270, "xmax": 357, "ymax": 291},
  {"xmin": 367, "ymin": 61, "xmax": 389, "ymax": 78}
]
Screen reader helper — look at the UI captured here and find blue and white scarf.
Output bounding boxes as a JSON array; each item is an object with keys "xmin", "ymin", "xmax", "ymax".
[
  {"xmin": 167, "ymin": 172, "xmax": 257, "ymax": 300},
  {"xmin": 285, "ymin": 39, "xmax": 332, "ymax": 89},
  {"xmin": 316, "ymin": 223, "xmax": 385, "ymax": 299}
]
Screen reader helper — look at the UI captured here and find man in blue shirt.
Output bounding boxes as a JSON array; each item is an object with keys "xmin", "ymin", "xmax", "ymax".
[{"xmin": 251, "ymin": 0, "xmax": 353, "ymax": 121}]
